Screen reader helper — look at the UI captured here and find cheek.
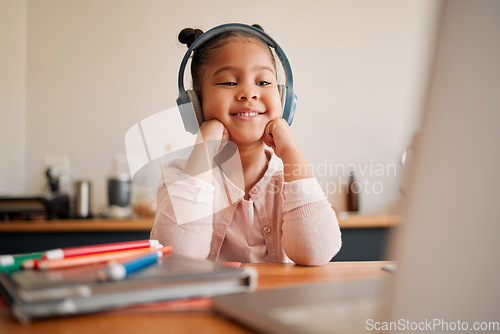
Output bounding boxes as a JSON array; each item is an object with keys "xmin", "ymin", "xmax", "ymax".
[
  {"xmin": 201, "ymin": 92, "xmax": 228, "ymax": 120},
  {"xmin": 267, "ymin": 94, "xmax": 283, "ymax": 118}
]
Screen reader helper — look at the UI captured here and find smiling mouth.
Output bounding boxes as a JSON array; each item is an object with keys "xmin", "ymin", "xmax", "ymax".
[
  {"xmin": 230, "ymin": 109, "xmax": 265, "ymax": 117},
  {"xmin": 233, "ymin": 111, "xmax": 260, "ymax": 117}
]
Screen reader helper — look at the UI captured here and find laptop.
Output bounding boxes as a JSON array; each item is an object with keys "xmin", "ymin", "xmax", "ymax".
[
  {"xmin": 212, "ymin": 1, "xmax": 500, "ymax": 332},
  {"xmin": 213, "ymin": 278, "xmax": 387, "ymax": 334}
]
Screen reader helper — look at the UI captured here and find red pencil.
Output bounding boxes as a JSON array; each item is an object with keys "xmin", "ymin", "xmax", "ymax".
[
  {"xmin": 33, "ymin": 246, "xmax": 171, "ymax": 270},
  {"xmin": 43, "ymin": 239, "xmax": 161, "ymax": 260}
]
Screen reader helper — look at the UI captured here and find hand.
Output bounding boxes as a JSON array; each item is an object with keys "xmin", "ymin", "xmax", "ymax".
[
  {"xmin": 200, "ymin": 119, "xmax": 229, "ymax": 141},
  {"xmin": 185, "ymin": 119, "xmax": 229, "ymax": 181},
  {"xmin": 263, "ymin": 118, "xmax": 313, "ymax": 181},
  {"xmin": 199, "ymin": 119, "xmax": 230, "ymax": 157},
  {"xmin": 262, "ymin": 118, "xmax": 298, "ymax": 159}
]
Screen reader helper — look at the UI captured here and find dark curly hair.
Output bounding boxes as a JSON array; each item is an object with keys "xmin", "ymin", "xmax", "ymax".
[{"xmin": 178, "ymin": 24, "xmax": 276, "ymax": 99}]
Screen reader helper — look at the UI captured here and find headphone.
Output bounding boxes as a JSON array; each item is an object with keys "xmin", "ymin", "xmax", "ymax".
[{"xmin": 176, "ymin": 23, "xmax": 297, "ymax": 135}]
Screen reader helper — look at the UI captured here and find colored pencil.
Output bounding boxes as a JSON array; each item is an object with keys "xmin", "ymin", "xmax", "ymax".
[
  {"xmin": 0, "ymin": 252, "xmax": 43, "ymax": 271},
  {"xmin": 0, "ymin": 263, "xmax": 23, "ymax": 273},
  {"xmin": 220, "ymin": 262, "xmax": 241, "ymax": 268},
  {"xmin": 28, "ymin": 246, "xmax": 162, "ymax": 270},
  {"xmin": 97, "ymin": 245, "xmax": 173, "ymax": 281},
  {"xmin": 43, "ymin": 239, "xmax": 160, "ymax": 260},
  {"xmin": 98, "ymin": 251, "xmax": 161, "ymax": 281},
  {"xmin": 154, "ymin": 245, "xmax": 173, "ymax": 256}
]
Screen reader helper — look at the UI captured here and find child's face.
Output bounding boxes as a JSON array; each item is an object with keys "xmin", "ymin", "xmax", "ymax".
[{"xmin": 199, "ymin": 38, "xmax": 282, "ymax": 145}]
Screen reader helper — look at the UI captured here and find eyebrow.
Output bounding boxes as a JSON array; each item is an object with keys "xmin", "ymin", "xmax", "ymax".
[{"xmin": 213, "ymin": 65, "xmax": 276, "ymax": 76}]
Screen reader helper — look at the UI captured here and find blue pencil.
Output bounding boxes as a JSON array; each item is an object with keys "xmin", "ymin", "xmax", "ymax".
[{"xmin": 98, "ymin": 250, "xmax": 163, "ymax": 281}]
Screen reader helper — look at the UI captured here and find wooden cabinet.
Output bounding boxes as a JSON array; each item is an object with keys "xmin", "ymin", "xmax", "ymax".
[
  {"xmin": 334, "ymin": 213, "xmax": 399, "ymax": 261},
  {"xmin": 0, "ymin": 218, "xmax": 153, "ymax": 255},
  {"xmin": 0, "ymin": 214, "xmax": 400, "ymax": 261}
]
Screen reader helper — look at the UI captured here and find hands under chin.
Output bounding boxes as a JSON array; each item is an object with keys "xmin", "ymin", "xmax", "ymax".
[
  {"xmin": 199, "ymin": 119, "xmax": 230, "ymax": 155},
  {"xmin": 184, "ymin": 119, "xmax": 230, "ymax": 181},
  {"xmin": 263, "ymin": 118, "xmax": 299, "ymax": 159},
  {"xmin": 200, "ymin": 119, "xmax": 230, "ymax": 141},
  {"xmin": 263, "ymin": 118, "xmax": 313, "ymax": 182}
]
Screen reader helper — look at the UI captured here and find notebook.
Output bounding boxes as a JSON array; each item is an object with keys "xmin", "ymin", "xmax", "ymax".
[
  {"xmin": 212, "ymin": 1, "xmax": 500, "ymax": 332},
  {"xmin": 0, "ymin": 253, "xmax": 256, "ymax": 324}
]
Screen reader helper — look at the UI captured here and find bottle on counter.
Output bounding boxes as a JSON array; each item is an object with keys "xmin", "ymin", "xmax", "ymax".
[
  {"xmin": 346, "ymin": 170, "xmax": 359, "ymax": 212},
  {"xmin": 74, "ymin": 179, "xmax": 92, "ymax": 218},
  {"xmin": 106, "ymin": 155, "xmax": 132, "ymax": 218}
]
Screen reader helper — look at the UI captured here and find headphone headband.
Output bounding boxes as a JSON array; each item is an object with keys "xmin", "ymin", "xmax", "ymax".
[{"xmin": 177, "ymin": 23, "xmax": 296, "ymax": 134}]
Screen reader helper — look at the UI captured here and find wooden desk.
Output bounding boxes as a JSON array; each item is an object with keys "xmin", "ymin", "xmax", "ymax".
[{"xmin": 0, "ymin": 261, "xmax": 391, "ymax": 334}]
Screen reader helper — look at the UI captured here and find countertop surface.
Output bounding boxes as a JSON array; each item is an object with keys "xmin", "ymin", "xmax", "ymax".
[{"xmin": 0, "ymin": 213, "xmax": 400, "ymax": 232}]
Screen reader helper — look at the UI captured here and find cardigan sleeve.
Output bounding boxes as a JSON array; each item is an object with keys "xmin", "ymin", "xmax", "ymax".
[
  {"xmin": 281, "ymin": 178, "xmax": 342, "ymax": 266},
  {"xmin": 150, "ymin": 163, "xmax": 215, "ymax": 260}
]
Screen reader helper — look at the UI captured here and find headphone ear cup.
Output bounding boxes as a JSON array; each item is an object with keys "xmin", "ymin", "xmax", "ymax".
[
  {"xmin": 278, "ymin": 85, "xmax": 296, "ymax": 125},
  {"xmin": 186, "ymin": 90, "xmax": 204, "ymax": 126},
  {"xmin": 278, "ymin": 84, "xmax": 291, "ymax": 123}
]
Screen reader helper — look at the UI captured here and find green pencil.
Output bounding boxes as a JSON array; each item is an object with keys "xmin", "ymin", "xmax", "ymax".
[
  {"xmin": 0, "ymin": 262, "xmax": 23, "ymax": 272},
  {"xmin": 0, "ymin": 251, "xmax": 44, "ymax": 272}
]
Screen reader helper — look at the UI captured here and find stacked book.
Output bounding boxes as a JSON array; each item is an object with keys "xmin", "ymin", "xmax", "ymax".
[{"xmin": 0, "ymin": 240, "xmax": 256, "ymax": 323}]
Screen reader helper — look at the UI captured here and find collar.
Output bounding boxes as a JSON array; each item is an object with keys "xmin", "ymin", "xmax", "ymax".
[{"xmin": 215, "ymin": 148, "xmax": 283, "ymax": 204}]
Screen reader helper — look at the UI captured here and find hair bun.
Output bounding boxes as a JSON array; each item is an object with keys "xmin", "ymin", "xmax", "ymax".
[
  {"xmin": 178, "ymin": 28, "xmax": 204, "ymax": 48},
  {"xmin": 252, "ymin": 24, "xmax": 265, "ymax": 32}
]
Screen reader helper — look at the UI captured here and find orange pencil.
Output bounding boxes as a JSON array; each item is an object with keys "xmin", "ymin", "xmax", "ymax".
[
  {"xmin": 153, "ymin": 245, "xmax": 173, "ymax": 256},
  {"xmin": 26, "ymin": 246, "xmax": 166, "ymax": 270},
  {"xmin": 110, "ymin": 245, "xmax": 173, "ymax": 265}
]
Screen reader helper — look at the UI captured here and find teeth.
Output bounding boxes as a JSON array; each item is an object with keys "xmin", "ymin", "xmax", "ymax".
[{"xmin": 235, "ymin": 112, "xmax": 259, "ymax": 117}]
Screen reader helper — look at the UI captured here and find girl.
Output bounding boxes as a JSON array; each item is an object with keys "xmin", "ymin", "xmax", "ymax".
[{"xmin": 151, "ymin": 24, "xmax": 341, "ymax": 266}]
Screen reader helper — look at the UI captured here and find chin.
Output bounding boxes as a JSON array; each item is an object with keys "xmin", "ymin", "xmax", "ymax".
[{"xmin": 231, "ymin": 134, "xmax": 265, "ymax": 146}]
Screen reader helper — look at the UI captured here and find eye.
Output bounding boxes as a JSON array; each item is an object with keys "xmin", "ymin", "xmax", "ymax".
[
  {"xmin": 257, "ymin": 81, "xmax": 271, "ymax": 86},
  {"xmin": 217, "ymin": 82, "xmax": 237, "ymax": 87}
]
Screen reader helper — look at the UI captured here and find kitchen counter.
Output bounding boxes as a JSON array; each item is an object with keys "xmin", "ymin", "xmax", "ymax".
[
  {"xmin": 0, "ymin": 214, "xmax": 400, "ymax": 261},
  {"xmin": 0, "ymin": 213, "xmax": 399, "ymax": 232}
]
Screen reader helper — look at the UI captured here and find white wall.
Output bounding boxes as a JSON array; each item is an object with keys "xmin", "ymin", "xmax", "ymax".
[
  {"xmin": 0, "ymin": 0, "xmax": 26, "ymax": 195},
  {"xmin": 1, "ymin": 0, "xmax": 440, "ymax": 214}
]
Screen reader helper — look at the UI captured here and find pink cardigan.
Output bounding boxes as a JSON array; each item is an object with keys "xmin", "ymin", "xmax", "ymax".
[{"xmin": 151, "ymin": 150, "xmax": 342, "ymax": 266}]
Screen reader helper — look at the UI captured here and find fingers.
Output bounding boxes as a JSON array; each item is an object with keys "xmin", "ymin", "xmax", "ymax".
[
  {"xmin": 221, "ymin": 125, "xmax": 230, "ymax": 142},
  {"xmin": 263, "ymin": 119, "xmax": 277, "ymax": 148},
  {"xmin": 200, "ymin": 119, "xmax": 228, "ymax": 141},
  {"xmin": 199, "ymin": 119, "xmax": 230, "ymax": 156},
  {"xmin": 264, "ymin": 118, "xmax": 297, "ymax": 157},
  {"xmin": 264, "ymin": 119, "xmax": 288, "ymax": 139}
]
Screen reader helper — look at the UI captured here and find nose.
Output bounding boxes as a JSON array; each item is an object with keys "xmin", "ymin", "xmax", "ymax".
[{"xmin": 237, "ymin": 83, "xmax": 258, "ymax": 101}]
